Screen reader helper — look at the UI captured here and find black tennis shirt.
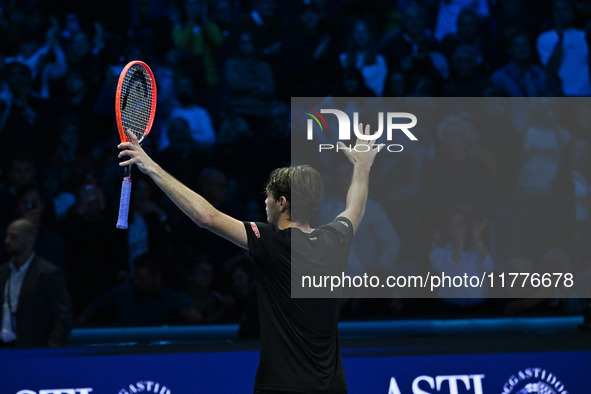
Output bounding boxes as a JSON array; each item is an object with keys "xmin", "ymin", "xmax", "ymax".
[{"xmin": 243, "ymin": 217, "xmax": 354, "ymax": 393}]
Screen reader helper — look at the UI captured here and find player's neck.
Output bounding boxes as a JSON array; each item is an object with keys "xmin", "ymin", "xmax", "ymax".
[
  {"xmin": 279, "ymin": 218, "xmax": 314, "ymax": 233},
  {"xmin": 293, "ymin": 223, "xmax": 314, "ymax": 233}
]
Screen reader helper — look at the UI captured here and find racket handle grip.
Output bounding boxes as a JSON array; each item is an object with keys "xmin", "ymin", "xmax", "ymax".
[{"xmin": 116, "ymin": 177, "xmax": 132, "ymax": 229}]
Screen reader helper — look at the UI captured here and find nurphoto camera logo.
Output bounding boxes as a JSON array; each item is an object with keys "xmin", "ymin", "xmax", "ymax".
[{"xmin": 304, "ymin": 107, "xmax": 418, "ymax": 153}]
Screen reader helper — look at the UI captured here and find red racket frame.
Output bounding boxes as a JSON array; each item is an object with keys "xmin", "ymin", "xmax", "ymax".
[{"xmin": 114, "ymin": 60, "xmax": 157, "ymax": 143}]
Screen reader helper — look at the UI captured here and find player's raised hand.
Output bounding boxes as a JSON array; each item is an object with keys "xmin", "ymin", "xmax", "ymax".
[
  {"xmin": 337, "ymin": 123, "xmax": 383, "ymax": 169},
  {"xmin": 117, "ymin": 130, "xmax": 157, "ymax": 175}
]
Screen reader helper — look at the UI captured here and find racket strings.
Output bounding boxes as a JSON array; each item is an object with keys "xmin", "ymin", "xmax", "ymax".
[{"xmin": 120, "ymin": 64, "xmax": 154, "ymax": 140}]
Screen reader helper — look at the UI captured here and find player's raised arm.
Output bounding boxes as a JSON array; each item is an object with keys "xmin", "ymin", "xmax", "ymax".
[
  {"xmin": 118, "ymin": 131, "xmax": 248, "ymax": 249},
  {"xmin": 336, "ymin": 123, "xmax": 383, "ymax": 234}
]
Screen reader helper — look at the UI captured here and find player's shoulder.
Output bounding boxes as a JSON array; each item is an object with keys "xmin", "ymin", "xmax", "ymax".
[
  {"xmin": 318, "ymin": 216, "xmax": 354, "ymax": 242},
  {"xmin": 243, "ymin": 221, "xmax": 280, "ymax": 240}
]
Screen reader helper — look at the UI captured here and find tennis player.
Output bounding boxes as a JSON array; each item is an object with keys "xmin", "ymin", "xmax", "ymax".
[{"xmin": 118, "ymin": 125, "xmax": 382, "ymax": 393}]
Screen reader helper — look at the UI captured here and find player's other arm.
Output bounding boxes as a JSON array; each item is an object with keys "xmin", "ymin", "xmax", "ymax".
[
  {"xmin": 337, "ymin": 123, "xmax": 383, "ymax": 234},
  {"xmin": 118, "ymin": 132, "xmax": 248, "ymax": 250},
  {"xmin": 338, "ymin": 163, "xmax": 371, "ymax": 235},
  {"xmin": 149, "ymin": 164, "xmax": 247, "ymax": 249}
]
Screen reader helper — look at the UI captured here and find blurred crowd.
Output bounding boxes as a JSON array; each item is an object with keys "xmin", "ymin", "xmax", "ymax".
[{"xmin": 1, "ymin": 0, "xmax": 590, "ymax": 339}]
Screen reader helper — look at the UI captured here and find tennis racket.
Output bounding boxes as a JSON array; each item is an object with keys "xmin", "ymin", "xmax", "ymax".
[{"xmin": 115, "ymin": 60, "xmax": 157, "ymax": 229}]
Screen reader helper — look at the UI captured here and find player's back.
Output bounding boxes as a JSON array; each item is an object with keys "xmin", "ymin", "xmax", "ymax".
[{"xmin": 243, "ymin": 218, "xmax": 354, "ymax": 393}]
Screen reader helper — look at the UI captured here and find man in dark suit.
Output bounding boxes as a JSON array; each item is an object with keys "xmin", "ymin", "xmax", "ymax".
[{"xmin": 0, "ymin": 218, "xmax": 72, "ymax": 348}]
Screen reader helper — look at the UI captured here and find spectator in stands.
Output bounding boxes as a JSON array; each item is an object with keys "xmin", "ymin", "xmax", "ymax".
[
  {"xmin": 551, "ymin": 138, "xmax": 591, "ymax": 265},
  {"xmin": 491, "ymin": 31, "xmax": 563, "ymax": 97},
  {"xmin": 77, "ymin": 252, "xmax": 201, "ymax": 327},
  {"xmin": 258, "ymin": 99, "xmax": 291, "ymax": 172},
  {"xmin": 212, "ymin": 0, "xmax": 237, "ymax": 40},
  {"xmin": 0, "ymin": 154, "xmax": 38, "ymax": 226},
  {"xmin": 0, "ymin": 61, "xmax": 56, "ymax": 160},
  {"xmin": 197, "ymin": 168, "xmax": 233, "ymax": 212},
  {"xmin": 233, "ymin": 0, "xmax": 283, "ymax": 66},
  {"xmin": 488, "ymin": 0, "xmax": 539, "ymax": 68},
  {"xmin": 515, "ymin": 99, "xmax": 571, "ymax": 260},
  {"xmin": 434, "ymin": 0, "xmax": 490, "ymax": 42},
  {"xmin": 128, "ymin": 0, "xmax": 171, "ymax": 33},
  {"xmin": 440, "ymin": 8, "xmax": 492, "ymax": 74},
  {"xmin": 379, "ymin": 2, "xmax": 448, "ymax": 96},
  {"xmin": 537, "ymin": 0, "xmax": 591, "ymax": 96},
  {"xmin": 46, "ymin": 115, "xmax": 92, "ymax": 191},
  {"xmin": 185, "ymin": 259, "xmax": 232, "ymax": 323},
  {"xmin": 0, "ymin": 184, "xmax": 65, "ymax": 270},
  {"xmin": 59, "ymin": 71, "xmax": 96, "ymax": 127},
  {"xmin": 471, "ymin": 99, "xmax": 524, "ymax": 261},
  {"xmin": 59, "ymin": 12, "xmax": 82, "ymax": 42},
  {"xmin": 207, "ymin": 0, "xmax": 239, "ymax": 68},
  {"xmin": 225, "ymin": 262, "xmax": 258, "ymax": 335},
  {"xmin": 215, "ymin": 99, "xmax": 290, "ymax": 204},
  {"xmin": 382, "ymin": 69, "xmax": 408, "ymax": 97},
  {"xmin": 339, "ymin": 18, "xmax": 388, "ymax": 96},
  {"xmin": 429, "ymin": 206, "xmax": 493, "ymax": 313},
  {"xmin": 62, "ymin": 23, "xmax": 106, "ymax": 97},
  {"xmin": 419, "ymin": 115, "xmax": 494, "ymax": 247},
  {"xmin": 170, "ymin": 0, "xmax": 224, "ymax": 97},
  {"xmin": 334, "ymin": 67, "xmax": 377, "ymax": 97},
  {"xmin": 158, "ymin": 74, "xmax": 216, "ymax": 151},
  {"xmin": 0, "ymin": 218, "xmax": 72, "ymax": 348},
  {"xmin": 442, "ymin": 44, "xmax": 492, "ymax": 96},
  {"xmin": 88, "ymin": 61, "xmax": 122, "ymax": 136},
  {"xmin": 4, "ymin": 16, "xmax": 68, "ymax": 99},
  {"xmin": 41, "ymin": 116, "xmax": 86, "ymax": 222},
  {"xmin": 156, "ymin": 117, "xmax": 201, "ymax": 185},
  {"xmin": 277, "ymin": 0, "xmax": 339, "ymax": 98},
  {"xmin": 126, "ymin": 175, "xmax": 173, "ymax": 279},
  {"xmin": 61, "ymin": 179, "xmax": 124, "ymax": 317},
  {"xmin": 224, "ymin": 30, "xmax": 276, "ymax": 132}
]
